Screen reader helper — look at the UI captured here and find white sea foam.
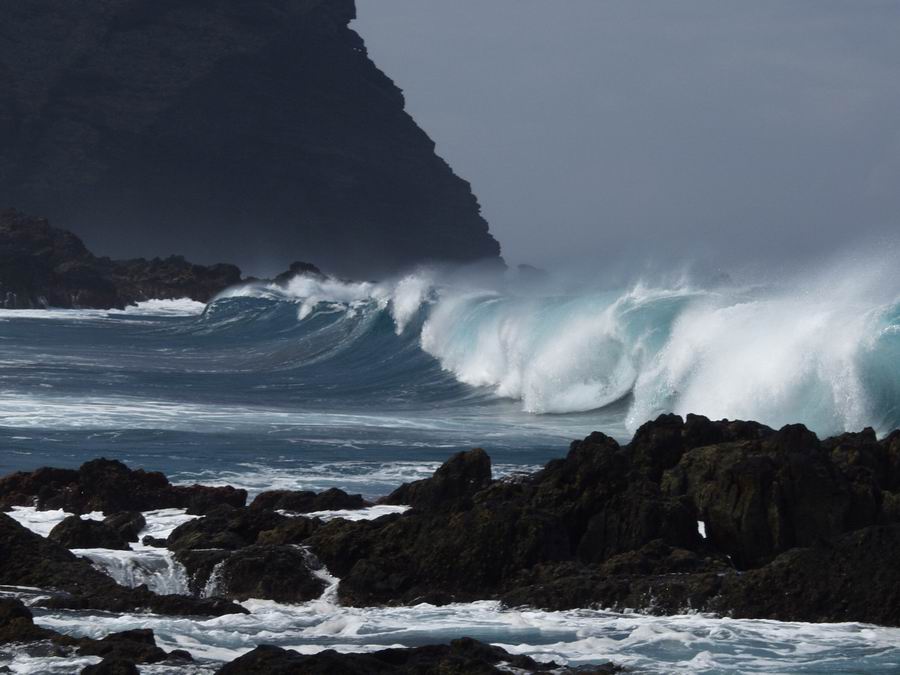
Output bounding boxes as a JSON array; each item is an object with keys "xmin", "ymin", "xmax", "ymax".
[
  {"xmin": 242, "ymin": 255, "xmax": 900, "ymax": 438},
  {"xmin": 173, "ymin": 461, "xmax": 540, "ymax": 500},
  {"xmin": 73, "ymin": 547, "xmax": 190, "ymax": 596},
  {"xmin": 3, "ymin": 507, "xmax": 197, "ymax": 596},
  {"xmin": 6, "ymin": 507, "xmax": 104, "ymax": 537},
  {"xmin": 286, "ymin": 505, "xmax": 410, "ymax": 521},
  {"xmin": 26, "ymin": 596, "xmax": 900, "ymax": 673},
  {"xmin": 0, "ymin": 298, "xmax": 205, "ymax": 322},
  {"xmin": 140, "ymin": 508, "xmax": 200, "ymax": 541}
]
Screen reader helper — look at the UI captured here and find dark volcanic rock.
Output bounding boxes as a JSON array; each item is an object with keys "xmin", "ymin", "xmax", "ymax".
[
  {"xmin": 251, "ymin": 488, "xmax": 368, "ymax": 513},
  {"xmin": 6, "ymin": 415, "xmax": 900, "ymax": 628},
  {"xmin": 0, "ymin": 598, "xmax": 54, "ymax": 644},
  {"xmin": 255, "ymin": 516, "xmax": 322, "ymax": 546},
  {"xmin": 169, "ymin": 507, "xmax": 327, "ymax": 601},
  {"xmin": 0, "ymin": 512, "xmax": 244, "ymax": 617},
  {"xmin": 215, "ymin": 639, "xmax": 621, "ymax": 674},
  {"xmin": 49, "ymin": 516, "xmax": 131, "ymax": 551},
  {"xmin": 0, "ymin": 511, "xmax": 128, "ymax": 599},
  {"xmin": 715, "ymin": 524, "xmax": 900, "ymax": 625},
  {"xmin": 306, "ymin": 415, "xmax": 900, "ymax": 625},
  {"xmin": 216, "ymin": 545, "xmax": 327, "ymax": 603},
  {"xmin": 661, "ymin": 423, "xmax": 878, "ymax": 568},
  {"xmin": 76, "ymin": 629, "xmax": 170, "ymax": 665},
  {"xmin": 273, "ymin": 261, "xmax": 323, "ymax": 285},
  {"xmin": 167, "ymin": 505, "xmax": 287, "ymax": 551},
  {"xmin": 0, "ymin": 458, "xmax": 247, "ymax": 514},
  {"xmin": 311, "ymin": 440, "xmax": 702, "ymax": 606},
  {"xmin": 2, "ymin": 599, "xmax": 194, "ymax": 670},
  {"xmin": 81, "ymin": 661, "xmax": 139, "ymax": 675},
  {"xmin": 102, "ymin": 512, "xmax": 147, "ymax": 543},
  {"xmin": 0, "ymin": 1, "xmax": 501, "ymax": 277},
  {"xmin": 0, "ymin": 210, "xmax": 242, "ymax": 309},
  {"xmin": 383, "ymin": 447, "xmax": 493, "ymax": 511}
]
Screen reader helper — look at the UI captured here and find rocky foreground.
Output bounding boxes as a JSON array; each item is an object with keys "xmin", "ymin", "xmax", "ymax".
[{"xmin": 2, "ymin": 414, "xmax": 900, "ymax": 672}]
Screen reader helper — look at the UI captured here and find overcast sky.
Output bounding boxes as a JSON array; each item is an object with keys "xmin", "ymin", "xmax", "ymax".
[{"xmin": 354, "ymin": 1, "xmax": 900, "ymax": 271}]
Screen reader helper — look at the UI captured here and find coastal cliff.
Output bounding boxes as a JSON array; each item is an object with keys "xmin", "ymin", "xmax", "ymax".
[{"xmin": 0, "ymin": 0, "xmax": 501, "ymax": 276}]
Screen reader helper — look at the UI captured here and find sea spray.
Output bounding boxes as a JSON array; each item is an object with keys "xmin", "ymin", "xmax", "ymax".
[{"xmin": 215, "ymin": 256, "xmax": 900, "ymax": 438}]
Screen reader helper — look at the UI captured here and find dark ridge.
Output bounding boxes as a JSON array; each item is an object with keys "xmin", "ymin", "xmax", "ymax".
[{"xmin": 0, "ymin": 0, "xmax": 501, "ymax": 276}]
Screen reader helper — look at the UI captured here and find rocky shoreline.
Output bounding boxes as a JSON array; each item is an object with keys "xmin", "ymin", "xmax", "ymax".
[
  {"xmin": 0, "ymin": 209, "xmax": 243, "ymax": 310},
  {"xmin": 0, "ymin": 209, "xmax": 329, "ymax": 310},
  {"xmin": 2, "ymin": 414, "xmax": 899, "ymax": 672}
]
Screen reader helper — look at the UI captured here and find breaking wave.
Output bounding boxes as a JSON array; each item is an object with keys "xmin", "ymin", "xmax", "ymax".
[{"xmin": 209, "ymin": 254, "xmax": 900, "ymax": 438}]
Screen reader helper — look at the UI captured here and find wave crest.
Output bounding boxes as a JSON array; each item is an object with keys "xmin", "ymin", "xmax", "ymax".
[{"xmin": 209, "ymin": 258, "xmax": 900, "ymax": 437}]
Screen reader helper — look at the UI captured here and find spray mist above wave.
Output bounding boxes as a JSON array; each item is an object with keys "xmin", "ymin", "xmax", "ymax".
[{"xmin": 211, "ymin": 254, "xmax": 900, "ymax": 437}]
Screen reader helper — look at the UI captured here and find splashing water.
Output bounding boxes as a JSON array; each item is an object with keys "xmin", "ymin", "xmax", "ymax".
[{"xmin": 214, "ymin": 255, "xmax": 900, "ymax": 439}]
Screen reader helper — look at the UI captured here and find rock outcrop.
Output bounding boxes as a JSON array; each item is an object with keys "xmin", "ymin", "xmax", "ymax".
[
  {"xmin": 250, "ymin": 487, "xmax": 368, "ymax": 513},
  {"xmin": 0, "ymin": 513, "xmax": 244, "ymax": 616},
  {"xmin": 0, "ymin": 457, "xmax": 247, "ymax": 514},
  {"xmin": 48, "ymin": 516, "xmax": 131, "ymax": 551},
  {"xmin": 0, "ymin": 598, "xmax": 193, "ymax": 670},
  {"xmin": 0, "ymin": 0, "xmax": 501, "ymax": 277},
  {"xmin": 0, "ymin": 209, "xmax": 243, "ymax": 309},
  {"xmin": 166, "ymin": 505, "xmax": 327, "ymax": 600},
  {"xmin": 4, "ymin": 418, "xmax": 900, "ymax": 631},
  {"xmin": 306, "ymin": 416, "xmax": 900, "ymax": 625},
  {"xmin": 214, "ymin": 639, "xmax": 622, "ymax": 675}
]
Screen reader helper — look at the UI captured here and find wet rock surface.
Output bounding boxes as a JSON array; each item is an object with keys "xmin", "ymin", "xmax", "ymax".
[
  {"xmin": 216, "ymin": 545, "xmax": 327, "ymax": 603},
  {"xmin": 168, "ymin": 506, "xmax": 327, "ymax": 600},
  {"xmin": 0, "ymin": 512, "xmax": 244, "ymax": 617},
  {"xmin": 48, "ymin": 516, "xmax": 130, "ymax": 551},
  {"xmin": 102, "ymin": 512, "xmax": 146, "ymax": 543},
  {"xmin": 307, "ymin": 415, "xmax": 900, "ymax": 624},
  {"xmin": 214, "ymin": 639, "xmax": 623, "ymax": 674},
  {"xmin": 0, "ymin": 457, "xmax": 246, "ymax": 514},
  {"xmin": 251, "ymin": 487, "xmax": 369, "ymax": 513},
  {"xmin": 2, "ymin": 415, "xmax": 899, "ymax": 673},
  {"xmin": 1, "ymin": 598, "xmax": 190, "ymax": 668}
]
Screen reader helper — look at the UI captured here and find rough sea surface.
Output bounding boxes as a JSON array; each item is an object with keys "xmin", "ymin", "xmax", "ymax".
[{"xmin": 1, "ymin": 264, "xmax": 899, "ymax": 673}]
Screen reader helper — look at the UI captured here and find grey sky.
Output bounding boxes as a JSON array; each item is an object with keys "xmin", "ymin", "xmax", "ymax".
[{"xmin": 354, "ymin": 1, "xmax": 900, "ymax": 270}]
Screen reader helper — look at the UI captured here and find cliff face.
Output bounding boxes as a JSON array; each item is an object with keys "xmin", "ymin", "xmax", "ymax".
[{"xmin": 0, "ymin": 0, "xmax": 501, "ymax": 276}]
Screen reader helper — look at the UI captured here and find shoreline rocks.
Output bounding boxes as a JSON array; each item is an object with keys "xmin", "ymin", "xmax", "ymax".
[
  {"xmin": 214, "ymin": 639, "xmax": 622, "ymax": 675},
  {"xmin": 1, "ymin": 598, "xmax": 193, "ymax": 672},
  {"xmin": 0, "ymin": 457, "xmax": 247, "ymax": 515},
  {"xmin": 2, "ymin": 416, "xmax": 900, "ymax": 672},
  {"xmin": 306, "ymin": 415, "xmax": 900, "ymax": 625},
  {"xmin": 0, "ymin": 209, "xmax": 243, "ymax": 309},
  {"xmin": 0, "ymin": 511, "xmax": 246, "ymax": 617}
]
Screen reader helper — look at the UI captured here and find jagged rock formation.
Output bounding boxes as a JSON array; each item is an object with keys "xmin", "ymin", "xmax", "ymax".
[
  {"xmin": 0, "ymin": 209, "xmax": 242, "ymax": 308},
  {"xmin": 0, "ymin": 598, "xmax": 194, "ymax": 671},
  {"xmin": 214, "ymin": 640, "xmax": 622, "ymax": 675},
  {"xmin": 0, "ymin": 513, "xmax": 245, "ymax": 616},
  {"xmin": 5, "ymin": 417, "xmax": 899, "ymax": 635},
  {"xmin": 0, "ymin": 0, "xmax": 501, "ymax": 276},
  {"xmin": 0, "ymin": 456, "xmax": 247, "ymax": 513},
  {"xmin": 307, "ymin": 416, "xmax": 900, "ymax": 625}
]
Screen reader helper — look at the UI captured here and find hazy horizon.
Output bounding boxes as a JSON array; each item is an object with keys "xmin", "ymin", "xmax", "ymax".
[{"xmin": 355, "ymin": 1, "xmax": 900, "ymax": 272}]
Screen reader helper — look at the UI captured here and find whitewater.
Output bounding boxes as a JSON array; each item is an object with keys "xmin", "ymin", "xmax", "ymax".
[{"xmin": 1, "ymin": 255, "xmax": 899, "ymax": 673}]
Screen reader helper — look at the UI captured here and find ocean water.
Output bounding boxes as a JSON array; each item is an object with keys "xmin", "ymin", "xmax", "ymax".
[{"xmin": 1, "ymin": 262, "xmax": 900, "ymax": 673}]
